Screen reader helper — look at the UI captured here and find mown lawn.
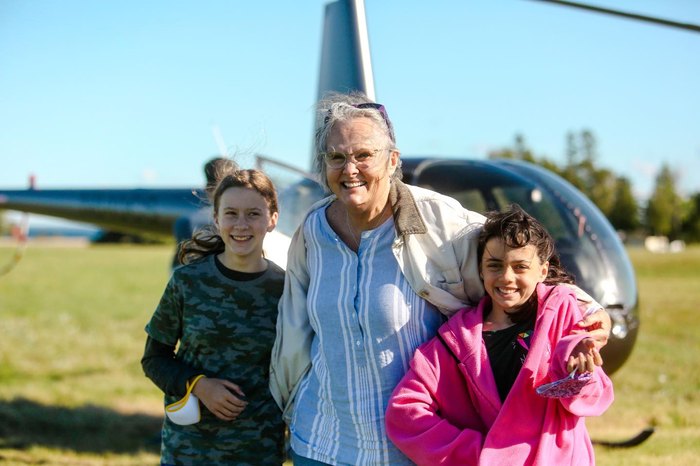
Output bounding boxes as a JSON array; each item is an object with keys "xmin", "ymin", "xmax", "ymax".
[
  {"xmin": 0, "ymin": 244, "xmax": 170, "ymax": 465},
  {"xmin": 0, "ymin": 243, "xmax": 698, "ymax": 465},
  {"xmin": 589, "ymin": 246, "xmax": 700, "ymax": 465}
]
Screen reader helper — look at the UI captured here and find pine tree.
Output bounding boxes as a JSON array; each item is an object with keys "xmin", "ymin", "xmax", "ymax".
[
  {"xmin": 609, "ymin": 177, "xmax": 640, "ymax": 231},
  {"xmin": 646, "ymin": 164, "xmax": 683, "ymax": 238}
]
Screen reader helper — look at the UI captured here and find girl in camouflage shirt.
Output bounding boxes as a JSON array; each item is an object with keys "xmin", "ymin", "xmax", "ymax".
[{"xmin": 142, "ymin": 167, "xmax": 286, "ymax": 465}]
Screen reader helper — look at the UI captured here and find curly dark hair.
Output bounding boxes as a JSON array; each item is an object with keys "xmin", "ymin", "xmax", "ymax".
[{"xmin": 477, "ymin": 203, "xmax": 575, "ymax": 323}]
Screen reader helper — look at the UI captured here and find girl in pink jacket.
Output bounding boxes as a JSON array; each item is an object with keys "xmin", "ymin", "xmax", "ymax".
[{"xmin": 385, "ymin": 204, "xmax": 614, "ymax": 466}]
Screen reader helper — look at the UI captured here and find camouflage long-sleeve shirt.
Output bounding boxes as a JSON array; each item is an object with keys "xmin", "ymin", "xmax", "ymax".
[{"xmin": 145, "ymin": 254, "xmax": 285, "ymax": 466}]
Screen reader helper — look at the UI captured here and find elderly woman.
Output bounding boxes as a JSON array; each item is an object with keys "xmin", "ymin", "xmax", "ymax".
[{"xmin": 270, "ymin": 92, "xmax": 610, "ymax": 466}]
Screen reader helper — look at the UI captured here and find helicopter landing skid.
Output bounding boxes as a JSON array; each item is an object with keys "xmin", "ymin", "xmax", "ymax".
[{"xmin": 593, "ymin": 427, "xmax": 655, "ymax": 448}]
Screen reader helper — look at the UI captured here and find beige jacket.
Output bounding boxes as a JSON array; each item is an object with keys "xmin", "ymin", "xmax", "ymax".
[{"xmin": 269, "ymin": 180, "xmax": 486, "ymax": 421}]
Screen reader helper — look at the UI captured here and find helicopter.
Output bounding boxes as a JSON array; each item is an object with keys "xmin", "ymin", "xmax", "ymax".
[
  {"xmin": 6, "ymin": 0, "xmax": 693, "ymax": 380},
  {"xmin": 7, "ymin": 0, "xmax": 688, "ymax": 448}
]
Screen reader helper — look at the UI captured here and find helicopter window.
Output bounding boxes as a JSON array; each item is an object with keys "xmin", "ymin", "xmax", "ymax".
[
  {"xmin": 449, "ymin": 190, "xmax": 489, "ymax": 214},
  {"xmin": 414, "ymin": 163, "xmax": 603, "ymax": 290},
  {"xmin": 473, "ymin": 185, "xmax": 571, "ymax": 241},
  {"xmin": 255, "ymin": 156, "xmax": 326, "ymax": 237}
]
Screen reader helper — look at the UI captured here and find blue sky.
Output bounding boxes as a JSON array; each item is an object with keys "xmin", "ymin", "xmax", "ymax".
[{"xmin": 1, "ymin": 0, "xmax": 699, "ymax": 215}]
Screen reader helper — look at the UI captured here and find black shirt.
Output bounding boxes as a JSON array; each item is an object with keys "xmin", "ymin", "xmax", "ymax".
[{"xmin": 483, "ymin": 316, "xmax": 535, "ymax": 402}]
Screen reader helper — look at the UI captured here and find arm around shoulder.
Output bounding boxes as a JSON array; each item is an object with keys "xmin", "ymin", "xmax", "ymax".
[
  {"xmin": 453, "ymin": 224, "xmax": 485, "ymax": 307},
  {"xmin": 565, "ymin": 283, "xmax": 612, "ymax": 349}
]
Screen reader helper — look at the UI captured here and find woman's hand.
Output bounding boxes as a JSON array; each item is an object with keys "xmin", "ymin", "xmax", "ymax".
[
  {"xmin": 571, "ymin": 307, "xmax": 611, "ymax": 350},
  {"xmin": 192, "ymin": 377, "xmax": 248, "ymax": 421},
  {"xmin": 566, "ymin": 337, "xmax": 603, "ymax": 373}
]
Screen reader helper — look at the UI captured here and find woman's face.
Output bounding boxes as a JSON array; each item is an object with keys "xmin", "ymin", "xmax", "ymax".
[
  {"xmin": 480, "ymin": 238, "xmax": 549, "ymax": 315},
  {"xmin": 325, "ymin": 117, "xmax": 398, "ymax": 215},
  {"xmin": 214, "ymin": 187, "xmax": 278, "ymax": 263}
]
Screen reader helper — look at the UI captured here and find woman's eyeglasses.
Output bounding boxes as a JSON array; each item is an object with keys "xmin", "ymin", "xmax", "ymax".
[{"xmin": 322, "ymin": 148, "xmax": 389, "ymax": 170}]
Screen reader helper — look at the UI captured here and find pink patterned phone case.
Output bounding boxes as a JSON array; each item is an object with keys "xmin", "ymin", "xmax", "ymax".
[{"xmin": 536, "ymin": 369, "xmax": 593, "ymax": 398}]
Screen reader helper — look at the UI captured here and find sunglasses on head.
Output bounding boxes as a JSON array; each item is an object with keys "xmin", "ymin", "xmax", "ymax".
[{"xmin": 323, "ymin": 102, "xmax": 396, "ymax": 143}]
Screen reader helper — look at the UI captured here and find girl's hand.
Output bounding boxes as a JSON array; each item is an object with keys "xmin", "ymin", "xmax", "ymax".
[
  {"xmin": 571, "ymin": 307, "xmax": 611, "ymax": 350},
  {"xmin": 566, "ymin": 337, "xmax": 603, "ymax": 374},
  {"xmin": 192, "ymin": 377, "xmax": 248, "ymax": 421}
]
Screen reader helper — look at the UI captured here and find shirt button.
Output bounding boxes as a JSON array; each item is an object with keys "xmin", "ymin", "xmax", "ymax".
[{"xmin": 356, "ymin": 340, "xmax": 361, "ymax": 346}]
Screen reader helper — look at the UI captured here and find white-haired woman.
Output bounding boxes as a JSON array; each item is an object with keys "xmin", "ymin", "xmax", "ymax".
[{"xmin": 270, "ymin": 92, "xmax": 610, "ymax": 466}]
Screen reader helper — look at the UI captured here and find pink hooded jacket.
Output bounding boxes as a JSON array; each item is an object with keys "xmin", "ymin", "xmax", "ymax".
[{"xmin": 385, "ymin": 283, "xmax": 614, "ymax": 466}]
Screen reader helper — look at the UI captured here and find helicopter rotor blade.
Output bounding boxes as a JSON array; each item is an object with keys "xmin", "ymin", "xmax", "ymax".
[{"xmin": 530, "ymin": 0, "xmax": 700, "ymax": 34}]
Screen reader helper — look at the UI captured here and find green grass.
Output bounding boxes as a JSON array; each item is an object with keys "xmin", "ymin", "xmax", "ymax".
[
  {"xmin": 0, "ymin": 244, "xmax": 170, "ymax": 465},
  {"xmin": 588, "ymin": 246, "xmax": 700, "ymax": 465},
  {"xmin": 1, "ymin": 243, "xmax": 699, "ymax": 465}
]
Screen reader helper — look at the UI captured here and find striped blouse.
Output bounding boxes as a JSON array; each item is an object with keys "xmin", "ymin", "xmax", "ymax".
[{"xmin": 289, "ymin": 205, "xmax": 444, "ymax": 465}]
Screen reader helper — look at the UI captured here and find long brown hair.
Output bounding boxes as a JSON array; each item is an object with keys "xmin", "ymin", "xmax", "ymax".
[
  {"xmin": 477, "ymin": 204, "xmax": 575, "ymax": 323},
  {"xmin": 177, "ymin": 168, "xmax": 278, "ymax": 265}
]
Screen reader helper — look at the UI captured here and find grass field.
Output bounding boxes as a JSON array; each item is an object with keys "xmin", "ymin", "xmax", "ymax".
[{"xmin": 0, "ymin": 243, "xmax": 699, "ymax": 465}]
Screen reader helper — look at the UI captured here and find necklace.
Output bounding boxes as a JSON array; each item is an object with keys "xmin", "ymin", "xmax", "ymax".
[
  {"xmin": 346, "ymin": 210, "xmax": 360, "ymax": 247},
  {"xmin": 345, "ymin": 204, "xmax": 389, "ymax": 249}
]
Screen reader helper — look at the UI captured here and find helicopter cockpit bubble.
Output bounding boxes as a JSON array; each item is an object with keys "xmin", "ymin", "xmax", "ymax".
[{"xmin": 402, "ymin": 157, "xmax": 638, "ymax": 374}]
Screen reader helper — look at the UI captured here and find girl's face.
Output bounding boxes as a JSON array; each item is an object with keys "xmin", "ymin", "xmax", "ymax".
[
  {"xmin": 214, "ymin": 187, "xmax": 278, "ymax": 264},
  {"xmin": 325, "ymin": 117, "xmax": 398, "ymax": 216},
  {"xmin": 480, "ymin": 238, "xmax": 549, "ymax": 315}
]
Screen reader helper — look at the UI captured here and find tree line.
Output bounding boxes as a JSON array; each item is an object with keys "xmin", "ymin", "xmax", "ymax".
[
  {"xmin": 489, "ymin": 130, "xmax": 700, "ymax": 243},
  {"xmin": 2, "ymin": 130, "xmax": 699, "ymax": 244}
]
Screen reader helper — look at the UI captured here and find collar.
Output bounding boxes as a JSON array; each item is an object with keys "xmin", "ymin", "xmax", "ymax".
[
  {"xmin": 389, "ymin": 179, "xmax": 427, "ymax": 236},
  {"xmin": 308, "ymin": 179, "xmax": 428, "ymax": 237}
]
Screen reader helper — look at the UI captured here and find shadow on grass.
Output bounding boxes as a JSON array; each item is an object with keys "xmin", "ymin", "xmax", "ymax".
[{"xmin": 0, "ymin": 397, "xmax": 162, "ymax": 454}]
